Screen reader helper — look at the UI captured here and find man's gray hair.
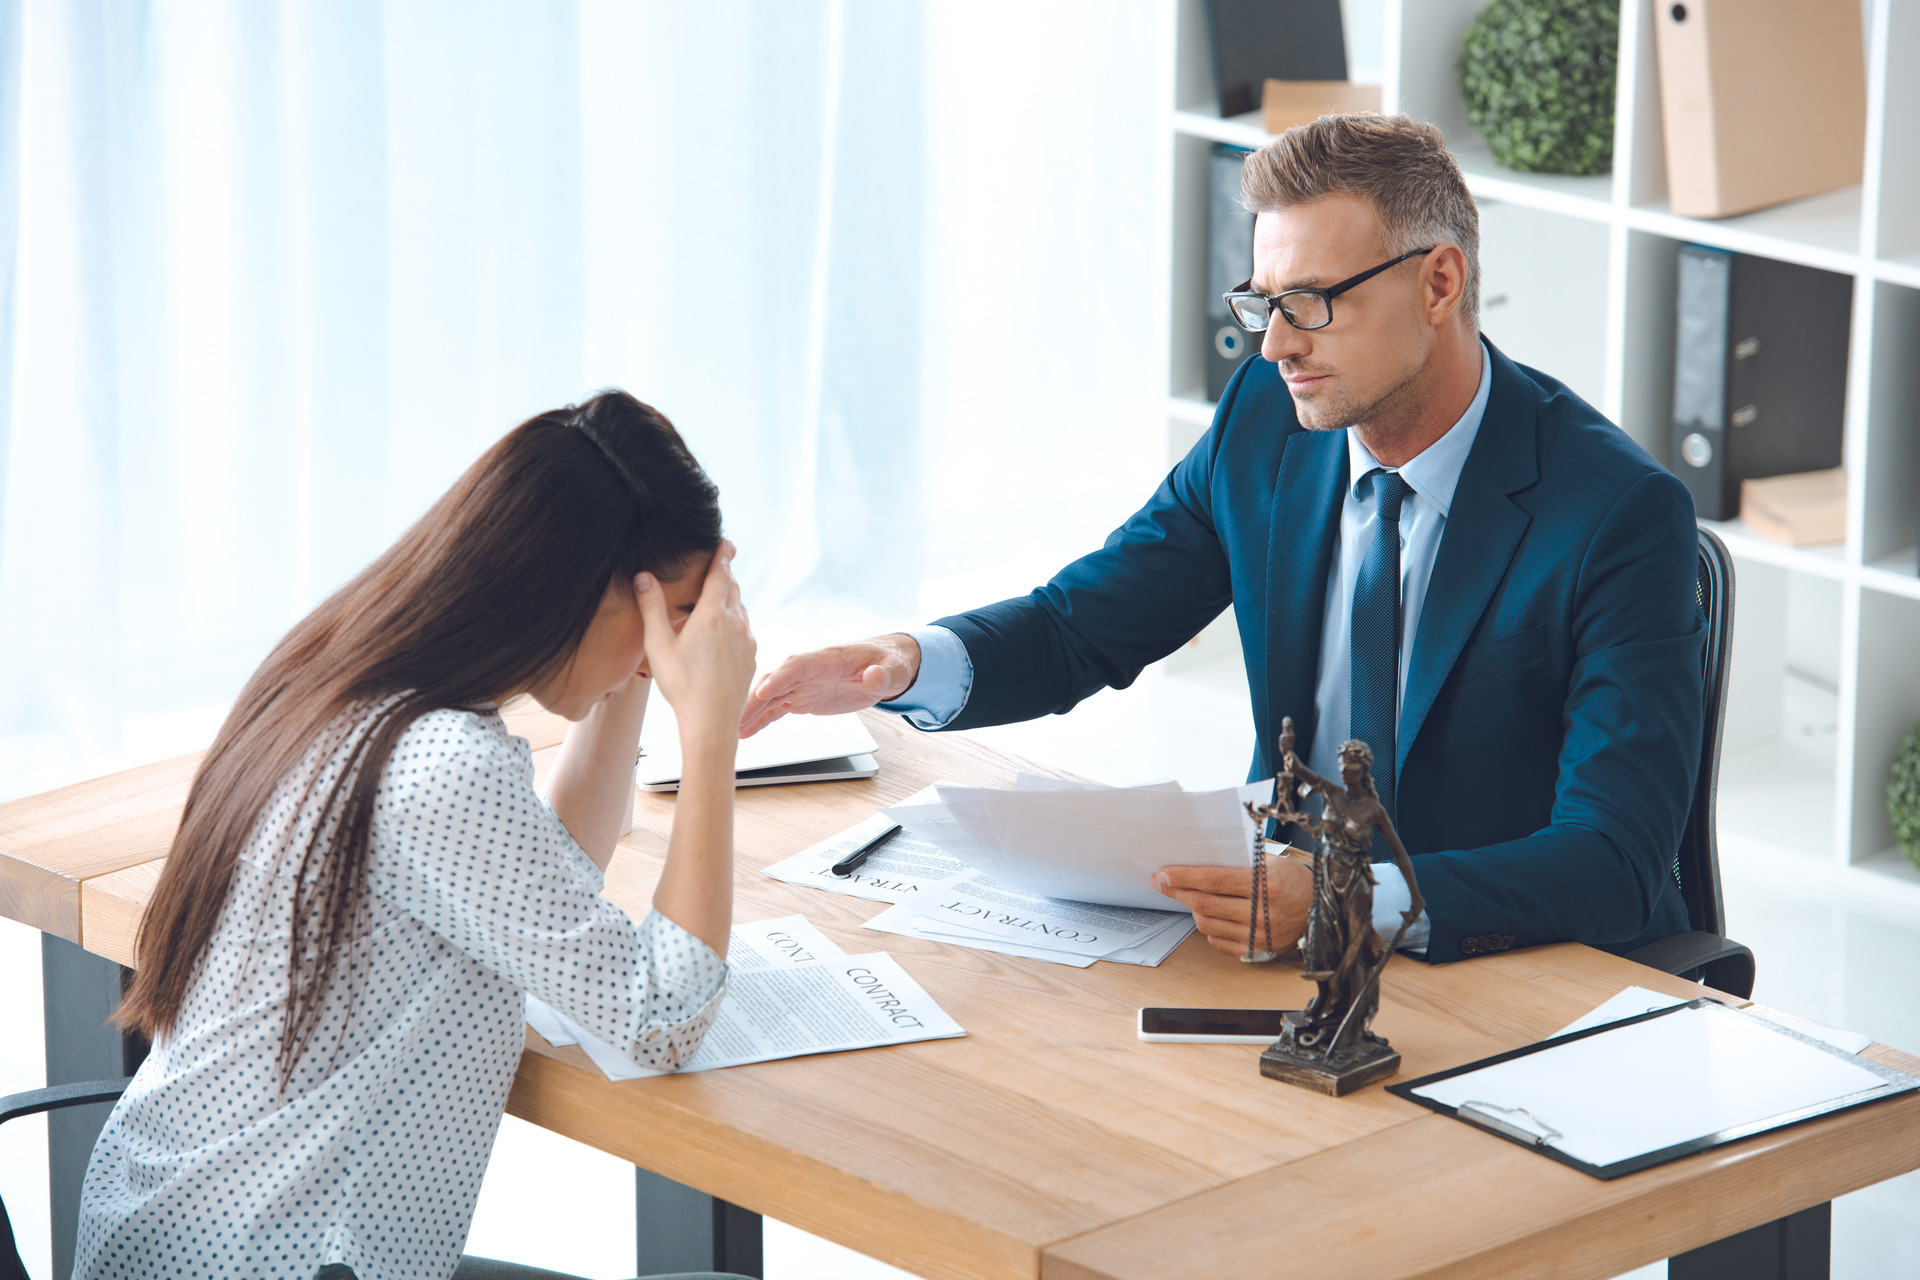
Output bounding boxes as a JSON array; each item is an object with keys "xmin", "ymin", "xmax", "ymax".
[{"xmin": 1240, "ymin": 113, "xmax": 1481, "ymax": 330}]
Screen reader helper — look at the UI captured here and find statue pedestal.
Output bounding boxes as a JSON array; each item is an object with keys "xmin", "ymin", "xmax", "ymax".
[{"xmin": 1257, "ymin": 1013, "xmax": 1402, "ymax": 1096}]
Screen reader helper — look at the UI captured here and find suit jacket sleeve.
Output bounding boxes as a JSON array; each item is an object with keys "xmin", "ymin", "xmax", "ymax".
[
  {"xmin": 930, "ymin": 375, "xmax": 1254, "ymax": 731},
  {"xmin": 1413, "ymin": 469, "xmax": 1705, "ymax": 959}
]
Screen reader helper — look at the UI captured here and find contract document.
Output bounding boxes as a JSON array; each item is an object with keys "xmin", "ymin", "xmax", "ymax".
[
  {"xmin": 764, "ymin": 784, "xmax": 1209, "ymax": 967},
  {"xmin": 893, "ymin": 777, "xmax": 1268, "ymax": 911},
  {"xmin": 762, "ymin": 789, "xmax": 975, "ymax": 902},
  {"xmin": 863, "ymin": 900, "xmax": 1195, "ymax": 968},
  {"xmin": 526, "ymin": 915, "xmax": 964, "ymax": 1081}
]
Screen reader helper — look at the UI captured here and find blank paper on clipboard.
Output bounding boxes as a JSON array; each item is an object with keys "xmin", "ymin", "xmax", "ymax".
[{"xmin": 1395, "ymin": 1000, "xmax": 1917, "ymax": 1178}]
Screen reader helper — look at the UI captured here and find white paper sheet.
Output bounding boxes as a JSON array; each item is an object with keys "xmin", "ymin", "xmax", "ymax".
[
  {"xmin": 1416, "ymin": 1001, "xmax": 1902, "ymax": 1169},
  {"xmin": 861, "ymin": 905, "xmax": 1097, "ymax": 969},
  {"xmin": 877, "ymin": 870, "xmax": 1188, "ymax": 958},
  {"xmin": 901, "ymin": 906, "xmax": 1195, "ymax": 967},
  {"xmin": 636, "ymin": 700, "xmax": 877, "ymax": 787},
  {"xmin": 772, "ymin": 796, "xmax": 1202, "ymax": 965},
  {"xmin": 1555, "ymin": 985, "xmax": 1875, "ymax": 1056},
  {"xmin": 526, "ymin": 915, "xmax": 964, "ymax": 1080},
  {"xmin": 883, "ymin": 777, "xmax": 1264, "ymax": 911},
  {"xmin": 1748, "ymin": 1006, "xmax": 1876, "ymax": 1055},
  {"xmin": 1552, "ymin": 986, "xmax": 1690, "ymax": 1037},
  {"xmin": 761, "ymin": 787, "xmax": 976, "ymax": 904}
]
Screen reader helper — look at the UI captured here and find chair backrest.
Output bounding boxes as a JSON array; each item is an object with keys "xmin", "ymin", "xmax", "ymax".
[{"xmin": 1675, "ymin": 526, "xmax": 1736, "ymax": 938}]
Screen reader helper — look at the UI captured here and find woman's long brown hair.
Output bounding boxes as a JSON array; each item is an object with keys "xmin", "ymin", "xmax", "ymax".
[{"xmin": 116, "ymin": 391, "xmax": 721, "ymax": 1085}]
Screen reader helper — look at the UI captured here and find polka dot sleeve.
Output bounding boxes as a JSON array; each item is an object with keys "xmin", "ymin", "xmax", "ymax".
[{"xmin": 368, "ymin": 710, "xmax": 727, "ymax": 1073}]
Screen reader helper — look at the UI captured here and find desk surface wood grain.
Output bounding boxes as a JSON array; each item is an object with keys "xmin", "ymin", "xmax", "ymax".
[{"xmin": 6, "ymin": 703, "xmax": 1918, "ymax": 1280}]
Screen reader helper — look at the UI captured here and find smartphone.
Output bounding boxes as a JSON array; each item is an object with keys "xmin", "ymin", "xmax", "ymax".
[{"xmin": 1137, "ymin": 1007, "xmax": 1291, "ymax": 1044}]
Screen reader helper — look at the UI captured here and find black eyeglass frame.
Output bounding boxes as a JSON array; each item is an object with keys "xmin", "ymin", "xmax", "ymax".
[{"xmin": 1224, "ymin": 246, "xmax": 1437, "ymax": 332}]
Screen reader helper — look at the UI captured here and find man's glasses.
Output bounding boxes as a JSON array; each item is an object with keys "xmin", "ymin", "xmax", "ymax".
[{"xmin": 1224, "ymin": 246, "xmax": 1436, "ymax": 332}]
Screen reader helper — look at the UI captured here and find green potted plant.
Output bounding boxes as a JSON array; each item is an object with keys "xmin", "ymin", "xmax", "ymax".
[
  {"xmin": 1892, "ymin": 719, "xmax": 1920, "ymax": 870},
  {"xmin": 1459, "ymin": 0, "xmax": 1619, "ymax": 176}
]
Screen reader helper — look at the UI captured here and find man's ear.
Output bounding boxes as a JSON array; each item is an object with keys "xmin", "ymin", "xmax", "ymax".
[{"xmin": 1422, "ymin": 243, "xmax": 1470, "ymax": 325}]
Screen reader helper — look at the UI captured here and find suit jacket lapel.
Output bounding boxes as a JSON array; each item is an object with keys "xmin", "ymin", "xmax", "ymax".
[
  {"xmin": 1263, "ymin": 428, "xmax": 1346, "ymax": 775},
  {"xmin": 1397, "ymin": 347, "xmax": 1540, "ymax": 782}
]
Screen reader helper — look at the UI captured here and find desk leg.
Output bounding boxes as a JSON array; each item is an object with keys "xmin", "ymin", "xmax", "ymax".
[
  {"xmin": 1669, "ymin": 1201, "xmax": 1830, "ymax": 1280},
  {"xmin": 41, "ymin": 936, "xmax": 148, "ymax": 1280},
  {"xmin": 635, "ymin": 1167, "xmax": 763, "ymax": 1278}
]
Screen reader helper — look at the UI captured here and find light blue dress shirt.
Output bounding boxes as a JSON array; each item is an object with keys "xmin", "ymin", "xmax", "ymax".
[{"xmin": 882, "ymin": 342, "xmax": 1494, "ymax": 953}]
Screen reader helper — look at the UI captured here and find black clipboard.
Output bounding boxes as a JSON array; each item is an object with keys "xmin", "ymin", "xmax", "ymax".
[{"xmin": 1389, "ymin": 999, "xmax": 1919, "ymax": 1180}]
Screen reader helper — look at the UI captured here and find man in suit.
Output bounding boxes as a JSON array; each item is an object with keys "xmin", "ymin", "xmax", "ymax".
[{"xmin": 741, "ymin": 114, "xmax": 1703, "ymax": 963}]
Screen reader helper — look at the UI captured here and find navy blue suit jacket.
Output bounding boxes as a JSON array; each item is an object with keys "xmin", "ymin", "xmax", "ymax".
[{"xmin": 933, "ymin": 341, "xmax": 1702, "ymax": 961}]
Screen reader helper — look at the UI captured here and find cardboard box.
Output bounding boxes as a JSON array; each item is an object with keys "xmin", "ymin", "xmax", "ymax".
[
  {"xmin": 1740, "ymin": 468, "xmax": 1847, "ymax": 547},
  {"xmin": 1652, "ymin": 0, "xmax": 1866, "ymax": 219},
  {"xmin": 1261, "ymin": 80, "xmax": 1382, "ymax": 135}
]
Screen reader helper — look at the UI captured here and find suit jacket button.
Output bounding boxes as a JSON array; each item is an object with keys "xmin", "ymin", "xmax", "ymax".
[
  {"xmin": 1461, "ymin": 937, "xmax": 1479, "ymax": 955},
  {"xmin": 1501, "ymin": 935, "xmax": 1515, "ymax": 950}
]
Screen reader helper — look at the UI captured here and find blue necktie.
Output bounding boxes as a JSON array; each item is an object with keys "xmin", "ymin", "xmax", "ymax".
[{"xmin": 1351, "ymin": 469, "xmax": 1411, "ymax": 850}]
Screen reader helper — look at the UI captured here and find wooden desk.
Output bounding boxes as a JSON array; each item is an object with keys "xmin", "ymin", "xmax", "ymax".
[{"xmin": 5, "ymin": 708, "xmax": 1917, "ymax": 1280}]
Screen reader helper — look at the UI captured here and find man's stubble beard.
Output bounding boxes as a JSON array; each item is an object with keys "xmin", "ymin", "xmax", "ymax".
[{"xmin": 1284, "ymin": 361, "xmax": 1424, "ymax": 436}]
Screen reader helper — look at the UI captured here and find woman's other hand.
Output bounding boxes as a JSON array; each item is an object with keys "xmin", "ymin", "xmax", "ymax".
[{"xmin": 635, "ymin": 541, "xmax": 756, "ymax": 753}]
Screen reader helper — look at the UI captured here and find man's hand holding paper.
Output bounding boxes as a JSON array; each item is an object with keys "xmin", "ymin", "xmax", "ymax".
[{"xmin": 1153, "ymin": 858, "xmax": 1314, "ymax": 958}]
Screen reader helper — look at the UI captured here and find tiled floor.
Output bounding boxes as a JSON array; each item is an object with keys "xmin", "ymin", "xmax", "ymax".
[{"xmin": 4, "ymin": 652, "xmax": 1917, "ymax": 1278}]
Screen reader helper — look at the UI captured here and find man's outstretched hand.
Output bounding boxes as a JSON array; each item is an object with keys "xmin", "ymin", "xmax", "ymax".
[
  {"xmin": 739, "ymin": 633, "xmax": 922, "ymax": 738},
  {"xmin": 1153, "ymin": 856, "xmax": 1314, "ymax": 958}
]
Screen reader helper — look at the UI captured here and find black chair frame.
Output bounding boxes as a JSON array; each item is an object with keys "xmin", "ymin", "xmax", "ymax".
[{"xmin": 1624, "ymin": 525, "xmax": 1756, "ymax": 998}]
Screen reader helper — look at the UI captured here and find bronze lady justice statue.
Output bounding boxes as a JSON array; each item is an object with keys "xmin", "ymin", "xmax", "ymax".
[{"xmin": 1245, "ymin": 715, "xmax": 1425, "ymax": 1094}]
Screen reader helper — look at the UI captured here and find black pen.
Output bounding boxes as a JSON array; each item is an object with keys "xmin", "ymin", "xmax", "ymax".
[{"xmin": 831, "ymin": 823, "xmax": 902, "ymax": 877}]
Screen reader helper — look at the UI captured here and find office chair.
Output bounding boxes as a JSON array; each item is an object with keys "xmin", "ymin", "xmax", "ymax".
[
  {"xmin": 1623, "ymin": 525, "xmax": 1757, "ymax": 999},
  {"xmin": 0, "ymin": 1078, "xmax": 751, "ymax": 1280}
]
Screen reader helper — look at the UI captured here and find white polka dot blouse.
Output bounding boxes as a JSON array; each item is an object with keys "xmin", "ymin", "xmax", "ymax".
[{"xmin": 72, "ymin": 704, "xmax": 728, "ymax": 1280}]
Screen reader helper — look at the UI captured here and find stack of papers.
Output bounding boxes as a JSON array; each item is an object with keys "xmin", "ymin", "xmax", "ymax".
[
  {"xmin": 526, "ymin": 915, "xmax": 964, "ymax": 1080},
  {"xmin": 637, "ymin": 701, "xmax": 879, "ymax": 790},
  {"xmin": 894, "ymin": 776, "xmax": 1265, "ymax": 909},
  {"xmin": 764, "ymin": 778, "xmax": 1265, "ymax": 968}
]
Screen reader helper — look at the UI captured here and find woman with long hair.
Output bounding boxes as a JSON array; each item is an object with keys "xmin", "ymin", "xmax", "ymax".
[{"xmin": 73, "ymin": 391, "xmax": 754, "ymax": 1280}]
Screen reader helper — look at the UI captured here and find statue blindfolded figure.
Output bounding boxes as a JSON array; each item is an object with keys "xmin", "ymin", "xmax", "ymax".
[{"xmin": 1247, "ymin": 714, "xmax": 1426, "ymax": 1093}]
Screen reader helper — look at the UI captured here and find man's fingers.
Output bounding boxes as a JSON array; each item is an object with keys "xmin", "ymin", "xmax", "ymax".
[
  {"xmin": 1165, "ymin": 890, "xmax": 1253, "ymax": 925},
  {"xmin": 739, "ymin": 699, "xmax": 791, "ymax": 739},
  {"xmin": 1156, "ymin": 864, "xmax": 1255, "ymax": 897},
  {"xmin": 1192, "ymin": 910, "xmax": 1245, "ymax": 938}
]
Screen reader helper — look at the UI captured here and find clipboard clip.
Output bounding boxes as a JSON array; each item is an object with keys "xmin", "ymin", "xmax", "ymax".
[{"xmin": 1457, "ymin": 1100, "xmax": 1564, "ymax": 1148}]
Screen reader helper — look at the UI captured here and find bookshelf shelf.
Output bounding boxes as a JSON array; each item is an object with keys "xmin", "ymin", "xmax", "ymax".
[
  {"xmin": 1878, "ymin": 252, "xmax": 1920, "ymax": 290},
  {"xmin": 1625, "ymin": 188, "xmax": 1866, "ymax": 274},
  {"xmin": 1156, "ymin": 0, "xmax": 1920, "ymax": 892},
  {"xmin": 1698, "ymin": 520, "xmax": 1849, "ymax": 582},
  {"xmin": 1169, "ymin": 106, "xmax": 1267, "ymax": 150},
  {"xmin": 1448, "ymin": 140, "xmax": 1614, "ymax": 222},
  {"xmin": 1864, "ymin": 555, "xmax": 1920, "ymax": 601}
]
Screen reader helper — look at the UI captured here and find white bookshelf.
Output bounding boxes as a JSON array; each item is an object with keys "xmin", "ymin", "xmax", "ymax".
[{"xmin": 1154, "ymin": 0, "xmax": 1920, "ymax": 889}]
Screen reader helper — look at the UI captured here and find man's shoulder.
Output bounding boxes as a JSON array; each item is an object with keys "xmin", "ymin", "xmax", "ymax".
[{"xmin": 1502, "ymin": 352, "xmax": 1691, "ymax": 519}]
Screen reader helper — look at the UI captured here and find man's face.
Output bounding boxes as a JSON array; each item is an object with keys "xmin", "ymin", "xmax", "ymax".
[{"xmin": 1251, "ymin": 195, "xmax": 1432, "ymax": 432}]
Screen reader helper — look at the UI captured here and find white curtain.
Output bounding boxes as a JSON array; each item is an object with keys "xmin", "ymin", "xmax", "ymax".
[{"xmin": 0, "ymin": 0, "xmax": 1168, "ymax": 799}]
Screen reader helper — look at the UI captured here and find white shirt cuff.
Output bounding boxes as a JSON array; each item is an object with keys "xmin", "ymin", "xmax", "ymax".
[
  {"xmin": 1371, "ymin": 861, "xmax": 1430, "ymax": 954},
  {"xmin": 876, "ymin": 625, "xmax": 973, "ymax": 730}
]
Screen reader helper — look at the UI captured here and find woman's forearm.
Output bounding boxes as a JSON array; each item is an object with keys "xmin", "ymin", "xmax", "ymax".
[
  {"xmin": 650, "ymin": 739, "xmax": 735, "ymax": 957},
  {"xmin": 547, "ymin": 678, "xmax": 650, "ymax": 871}
]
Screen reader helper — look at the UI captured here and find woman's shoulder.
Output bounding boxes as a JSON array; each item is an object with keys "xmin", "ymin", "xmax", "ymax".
[{"xmin": 381, "ymin": 705, "xmax": 526, "ymax": 802}]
